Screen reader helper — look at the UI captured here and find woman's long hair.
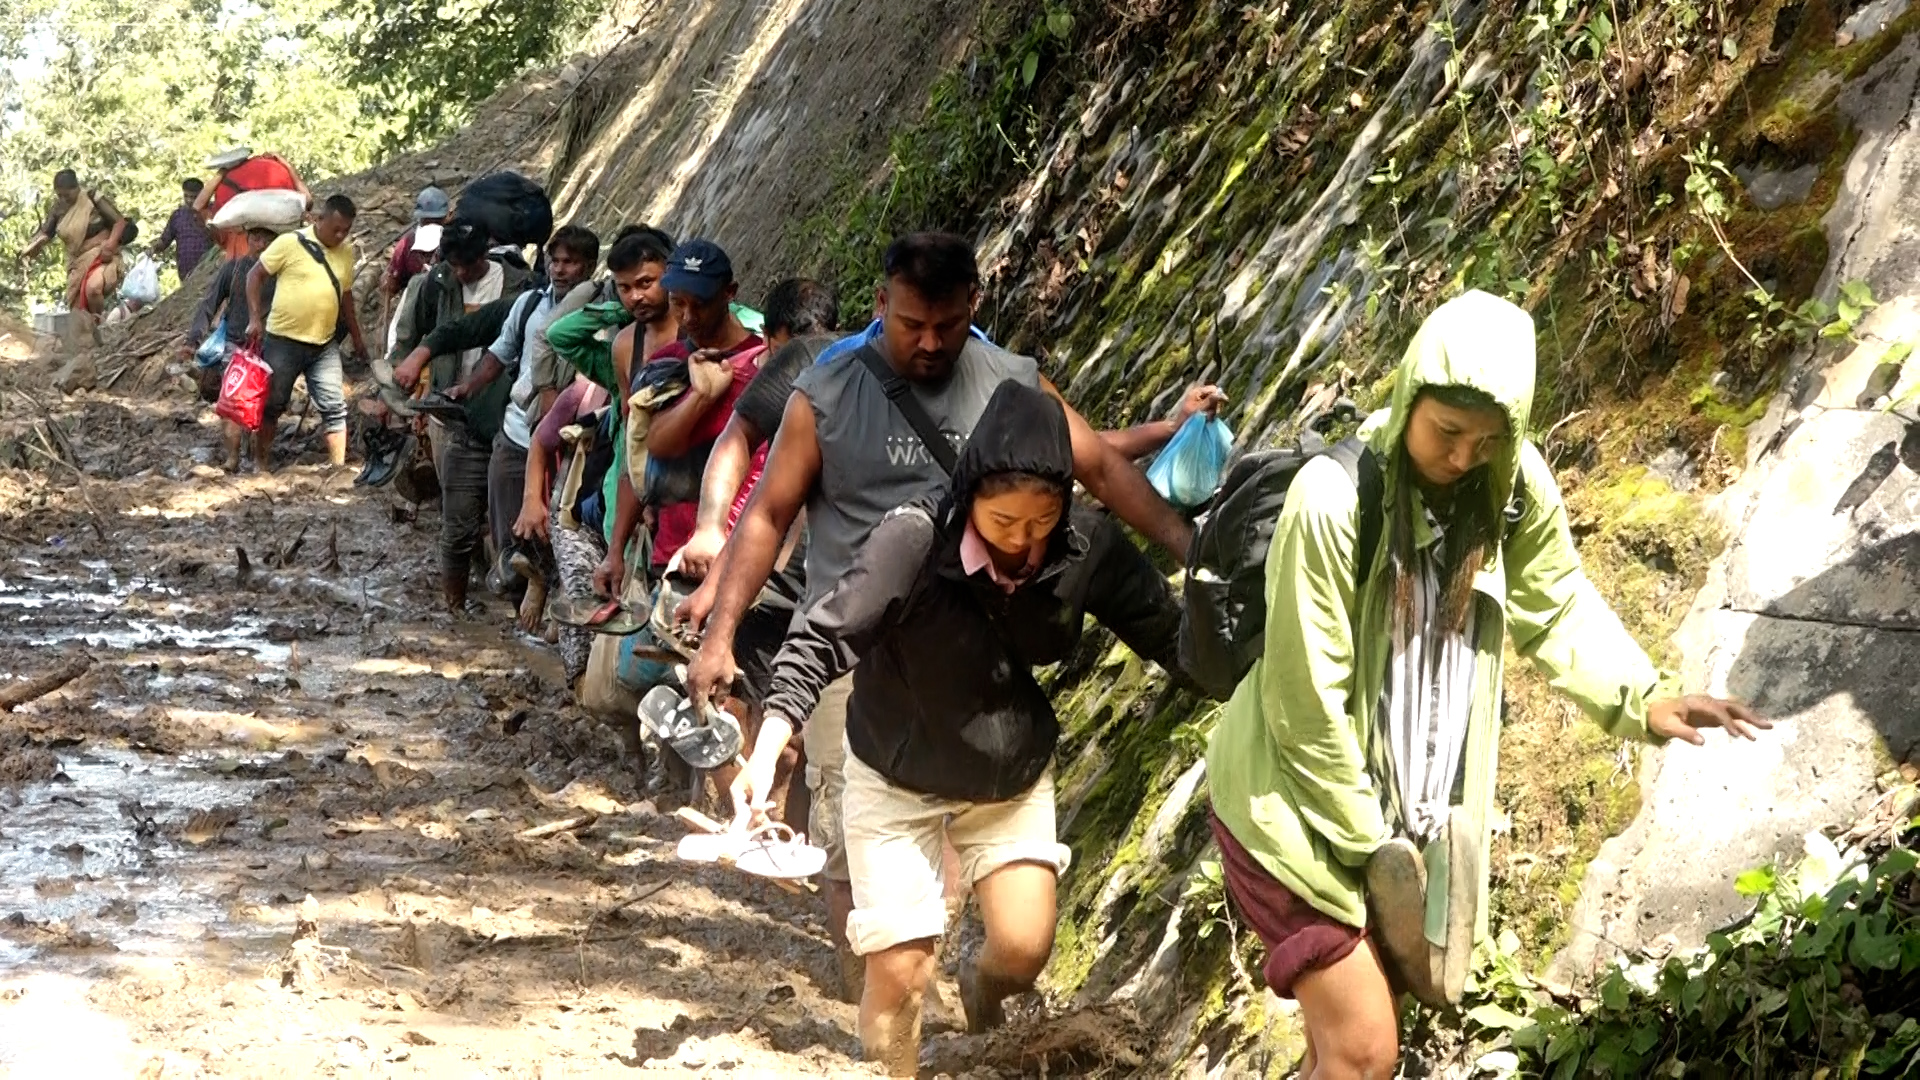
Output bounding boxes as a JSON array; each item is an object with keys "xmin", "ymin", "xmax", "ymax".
[{"xmin": 1388, "ymin": 385, "xmax": 1509, "ymax": 635}]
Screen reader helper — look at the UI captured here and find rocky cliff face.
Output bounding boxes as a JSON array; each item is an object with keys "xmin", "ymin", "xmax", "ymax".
[
  {"xmin": 1560, "ymin": 14, "xmax": 1920, "ymax": 984},
  {"xmin": 90, "ymin": 0, "xmax": 1919, "ymax": 1071},
  {"xmin": 537, "ymin": 0, "xmax": 1920, "ymax": 1071}
]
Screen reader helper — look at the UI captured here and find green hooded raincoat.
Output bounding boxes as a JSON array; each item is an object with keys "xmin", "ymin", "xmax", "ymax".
[{"xmin": 1205, "ymin": 289, "xmax": 1677, "ymax": 943}]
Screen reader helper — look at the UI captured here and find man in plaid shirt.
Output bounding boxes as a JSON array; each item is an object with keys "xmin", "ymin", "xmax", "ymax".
[{"xmin": 149, "ymin": 177, "xmax": 214, "ymax": 280}]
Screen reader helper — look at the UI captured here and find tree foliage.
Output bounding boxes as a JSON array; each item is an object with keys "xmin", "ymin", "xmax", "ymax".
[
  {"xmin": 0, "ymin": 0, "xmax": 607, "ymax": 307},
  {"xmin": 334, "ymin": 0, "xmax": 606, "ymax": 156},
  {"xmin": 0, "ymin": 0, "xmax": 394, "ymax": 305}
]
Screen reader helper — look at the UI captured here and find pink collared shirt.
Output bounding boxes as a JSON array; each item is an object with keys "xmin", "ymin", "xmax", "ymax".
[{"xmin": 959, "ymin": 521, "xmax": 1045, "ymax": 593}]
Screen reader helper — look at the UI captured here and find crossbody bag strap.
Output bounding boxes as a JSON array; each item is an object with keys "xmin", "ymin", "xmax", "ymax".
[
  {"xmin": 294, "ymin": 233, "xmax": 346, "ymax": 302},
  {"xmin": 855, "ymin": 344, "xmax": 958, "ymax": 476}
]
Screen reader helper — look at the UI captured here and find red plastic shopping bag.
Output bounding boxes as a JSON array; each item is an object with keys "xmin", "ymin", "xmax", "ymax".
[{"xmin": 215, "ymin": 345, "xmax": 271, "ymax": 431}]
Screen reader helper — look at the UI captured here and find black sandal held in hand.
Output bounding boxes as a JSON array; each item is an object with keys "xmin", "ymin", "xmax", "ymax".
[{"xmin": 547, "ymin": 594, "xmax": 646, "ymax": 635}]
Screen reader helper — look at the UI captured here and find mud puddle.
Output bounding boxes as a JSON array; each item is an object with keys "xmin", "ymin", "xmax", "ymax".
[
  {"xmin": 1, "ymin": 561, "xmax": 289, "ymax": 663},
  {"xmin": 0, "ymin": 747, "xmax": 273, "ymax": 972}
]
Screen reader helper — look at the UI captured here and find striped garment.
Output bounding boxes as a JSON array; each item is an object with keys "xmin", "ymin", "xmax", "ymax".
[{"xmin": 1378, "ymin": 508, "xmax": 1478, "ymax": 844}]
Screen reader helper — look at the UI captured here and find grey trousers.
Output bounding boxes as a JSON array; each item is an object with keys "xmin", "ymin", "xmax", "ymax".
[{"xmin": 438, "ymin": 425, "xmax": 492, "ymax": 586}]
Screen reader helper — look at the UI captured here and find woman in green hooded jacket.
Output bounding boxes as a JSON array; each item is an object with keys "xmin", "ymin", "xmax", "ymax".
[{"xmin": 1205, "ymin": 290, "xmax": 1767, "ymax": 1078}]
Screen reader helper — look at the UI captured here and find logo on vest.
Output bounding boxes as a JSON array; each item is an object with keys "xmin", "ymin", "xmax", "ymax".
[{"xmin": 884, "ymin": 432, "xmax": 965, "ymax": 468}]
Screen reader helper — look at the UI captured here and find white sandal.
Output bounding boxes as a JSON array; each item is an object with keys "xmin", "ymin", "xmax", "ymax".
[
  {"xmin": 732, "ymin": 823, "xmax": 827, "ymax": 881},
  {"xmin": 675, "ymin": 821, "xmax": 825, "ymax": 880}
]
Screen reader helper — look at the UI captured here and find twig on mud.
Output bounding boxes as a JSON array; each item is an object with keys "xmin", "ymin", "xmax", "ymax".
[
  {"xmin": 277, "ymin": 522, "xmax": 311, "ymax": 568},
  {"xmin": 0, "ymin": 655, "xmax": 95, "ymax": 712},
  {"xmin": 519, "ymin": 814, "xmax": 598, "ymax": 840},
  {"xmin": 20, "ymin": 440, "xmax": 108, "ymax": 542},
  {"xmin": 576, "ymin": 880, "xmax": 674, "ymax": 983}
]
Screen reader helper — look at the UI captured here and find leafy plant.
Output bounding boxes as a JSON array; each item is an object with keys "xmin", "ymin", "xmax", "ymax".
[
  {"xmin": 793, "ymin": 0, "xmax": 1084, "ymax": 309},
  {"xmin": 1456, "ymin": 818, "xmax": 1920, "ymax": 1078},
  {"xmin": 1685, "ymin": 141, "xmax": 1881, "ymax": 356}
]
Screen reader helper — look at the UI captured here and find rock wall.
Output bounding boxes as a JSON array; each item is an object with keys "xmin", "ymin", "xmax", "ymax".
[
  {"xmin": 87, "ymin": 0, "xmax": 1920, "ymax": 1071},
  {"xmin": 541, "ymin": 0, "xmax": 991, "ymax": 297},
  {"xmin": 530, "ymin": 0, "xmax": 1920, "ymax": 1071},
  {"xmin": 1559, "ymin": 11, "xmax": 1920, "ymax": 981}
]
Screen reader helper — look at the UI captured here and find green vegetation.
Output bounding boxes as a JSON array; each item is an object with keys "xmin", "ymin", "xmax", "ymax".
[
  {"xmin": 0, "ymin": 0, "xmax": 605, "ymax": 306},
  {"xmin": 335, "ymin": 0, "xmax": 608, "ymax": 155},
  {"xmin": 1455, "ymin": 810, "xmax": 1920, "ymax": 1077},
  {"xmin": 0, "ymin": 0, "xmax": 379, "ymax": 303},
  {"xmin": 787, "ymin": 0, "xmax": 1083, "ymax": 318}
]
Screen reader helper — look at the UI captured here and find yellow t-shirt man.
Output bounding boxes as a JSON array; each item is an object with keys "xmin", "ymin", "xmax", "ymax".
[{"xmin": 260, "ymin": 227, "xmax": 355, "ymax": 346}]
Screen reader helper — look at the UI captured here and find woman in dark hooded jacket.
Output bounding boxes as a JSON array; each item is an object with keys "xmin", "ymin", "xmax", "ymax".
[{"xmin": 730, "ymin": 379, "xmax": 1182, "ymax": 1075}]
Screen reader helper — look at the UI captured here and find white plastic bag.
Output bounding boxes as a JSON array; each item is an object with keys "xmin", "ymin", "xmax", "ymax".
[{"xmin": 121, "ymin": 255, "xmax": 161, "ymax": 305}]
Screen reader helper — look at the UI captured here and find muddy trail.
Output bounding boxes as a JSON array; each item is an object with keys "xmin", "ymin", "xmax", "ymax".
[{"xmin": 0, "ymin": 327, "xmax": 1147, "ymax": 1079}]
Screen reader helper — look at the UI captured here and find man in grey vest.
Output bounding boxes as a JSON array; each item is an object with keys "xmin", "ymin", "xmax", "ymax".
[{"xmin": 681, "ymin": 231, "xmax": 1200, "ymax": 1002}]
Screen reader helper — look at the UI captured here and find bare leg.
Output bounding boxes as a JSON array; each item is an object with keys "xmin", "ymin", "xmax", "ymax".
[
  {"xmin": 222, "ymin": 421, "xmax": 244, "ymax": 472},
  {"xmin": 827, "ymin": 878, "xmax": 861, "ymax": 1003},
  {"xmin": 252, "ymin": 426, "xmax": 275, "ymax": 473},
  {"xmin": 859, "ymin": 939, "xmax": 936, "ymax": 1078},
  {"xmin": 1292, "ymin": 940, "xmax": 1399, "ymax": 1079},
  {"xmin": 960, "ymin": 860, "xmax": 1058, "ymax": 1032},
  {"xmin": 323, "ymin": 430, "xmax": 347, "ymax": 466},
  {"xmin": 516, "ymin": 576, "xmax": 547, "ymax": 634}
]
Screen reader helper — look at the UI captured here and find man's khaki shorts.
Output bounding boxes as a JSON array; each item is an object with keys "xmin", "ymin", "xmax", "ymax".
[
  {"xmin": 802, "ymin": 675, "xmax": 854, "ymax": 882},
  {"xmin": 841, "ymin": 748, "xmax": 1070, "ymax": 956}
]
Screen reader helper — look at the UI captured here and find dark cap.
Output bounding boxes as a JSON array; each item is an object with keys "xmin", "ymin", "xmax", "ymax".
[{"xmin": 661, "ymin": 239, "xmax": 734, "ymax": 301}]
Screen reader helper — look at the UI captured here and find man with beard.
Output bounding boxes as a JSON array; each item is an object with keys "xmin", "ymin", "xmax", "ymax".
[
  {"xmin": 545, "ymin": 228, "xmax": 679, "ymax": 545},
  {"xmin": 680, "ymin": 232, "xmax": 1200, "ymax": 1001}
]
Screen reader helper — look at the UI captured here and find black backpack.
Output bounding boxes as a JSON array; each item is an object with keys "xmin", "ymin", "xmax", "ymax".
[
  {"xmin": 455, "ymin": 172, "xmax": 554, "ymax": 248},
  {"xmin": 1179, "ymin": 404, "xmax": 1383, "ymax": 701},
  {"xmin": 1178, "ymin": 404, "xmax": 1528, "ymax": 701}
]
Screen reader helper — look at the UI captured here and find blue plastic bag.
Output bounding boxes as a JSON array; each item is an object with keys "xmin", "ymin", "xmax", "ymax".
[
  {"xmin": 195, "ymin": 319, "xmax": 230, "ymax": 368},
  {"xmin": 1146, "ymin": 413, "xmax": 1234, "ymax": 509},
  {"xmin": 616, "ymin": 625, "xmax": 675, "ymax": 693}
]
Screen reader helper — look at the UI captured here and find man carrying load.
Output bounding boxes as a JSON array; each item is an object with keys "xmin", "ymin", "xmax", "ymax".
[{"xmin": 196, "ymin": 147, "xmax": 310, "ymax": 260}]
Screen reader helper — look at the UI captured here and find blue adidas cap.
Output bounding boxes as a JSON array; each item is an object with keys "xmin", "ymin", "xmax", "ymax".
[{"xmin": 661, "ymin": 239, "xmax": 734, "ymax": 301}]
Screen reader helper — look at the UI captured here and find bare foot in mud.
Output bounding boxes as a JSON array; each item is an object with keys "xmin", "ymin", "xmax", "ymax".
[
  {"xmin": 516, "ymin": 578, "xmax": 547, "ymax": 635},
  {"xmin": 959, "ymin": 961, "xmax": 1007, "ymax": 1034},
  {"xmin": 863, "ymin": 988, "xmax": 925, "ymax": 1077}
]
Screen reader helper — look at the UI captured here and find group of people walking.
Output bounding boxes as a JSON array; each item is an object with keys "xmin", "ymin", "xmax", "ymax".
[{"xmin": 23, "ymin": 157, "xmax": 1771, "ymax": 1077}]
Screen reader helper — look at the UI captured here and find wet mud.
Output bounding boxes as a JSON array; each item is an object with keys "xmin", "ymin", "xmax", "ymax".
[{"xmin": 0, "ymin": 330, "xmax": 1149, "ymax": 1077}]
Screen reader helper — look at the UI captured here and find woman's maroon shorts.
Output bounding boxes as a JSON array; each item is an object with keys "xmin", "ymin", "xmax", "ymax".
[{"xmin": 1208, "ymin": 809, "xmax": 1367, "ymax": 998}]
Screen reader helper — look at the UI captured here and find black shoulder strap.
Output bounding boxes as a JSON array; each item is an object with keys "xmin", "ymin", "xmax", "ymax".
[
  {"xmin": 294, "ymin": 233, "xmax": 346, "ymax": 300},
  {"xmin": 504, "ymin": 289, "xmax": 540, "ymax": 364},
  {"xmin": 856, "ymin": 344, "xmax": 958, "ymax": 476},
  {"xmin": 1324, "ymin": 436, "xmax": 1385, "ymax": 581}
]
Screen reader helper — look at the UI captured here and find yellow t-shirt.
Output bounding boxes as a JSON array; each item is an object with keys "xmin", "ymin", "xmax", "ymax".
[{"xmin": 260, "ymin": 227, "xmax": 355, "ymax": 346}]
